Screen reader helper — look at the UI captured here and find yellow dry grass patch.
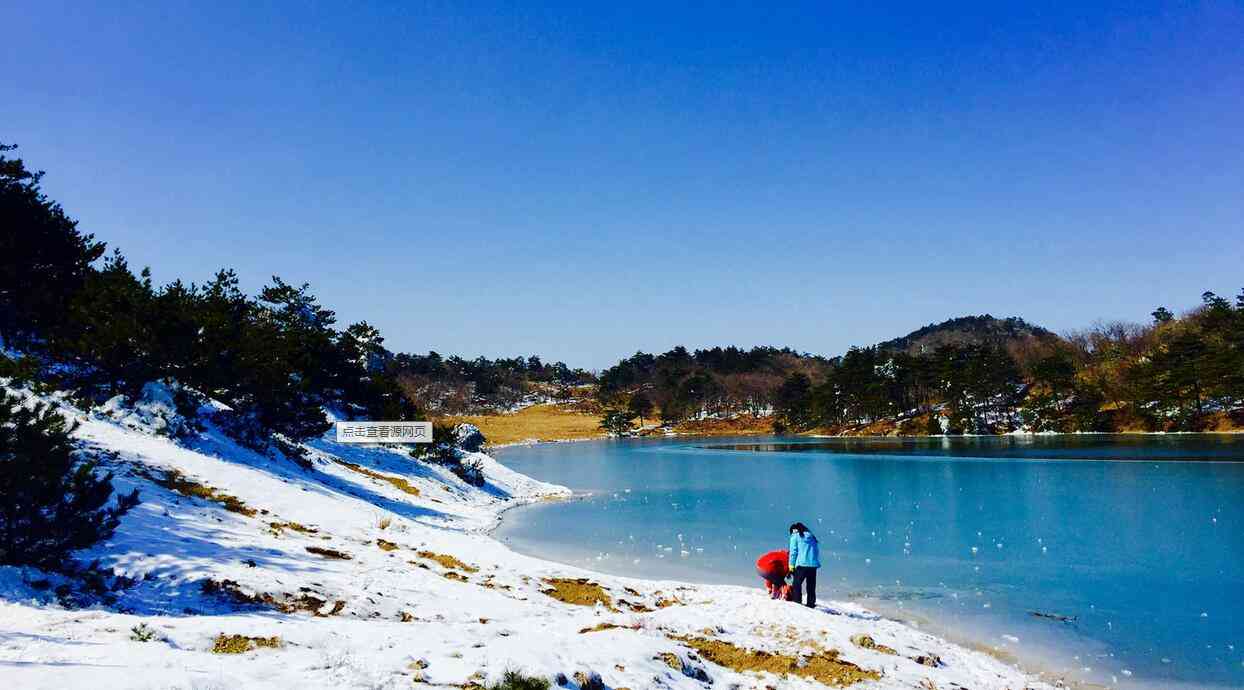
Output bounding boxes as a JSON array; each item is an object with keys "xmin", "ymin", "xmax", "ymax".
[
  {"xmin": 541, "ymin": 578, "xmax": 616, "ymax": 611},
  {"xmin": 671, "ymin": 635, "xmax": 880, "ymax": 687},
  {"xmin": 268, "ymin": 521, "xmax": 316, "ymax": 536},
  {"xmin": 667, "ymin": 415, "xmax": 773, "ymax": 437},
  {"xmin": 334, "ymin": 460, "xmax": 420, "ymax": 496},
  {"xmin": 376, "ymin": 539, "xmax": 399, "ymax": 551},
  {"xmin": 211, "ymin": 634, "xmax": 281, "ymax": 654},
  {"xmin": 305, "ymin": 545, "xmax": 352, "ymax": 560},
  {"xmin": 578, "ymin": 621, "xmax": 639, "ymax": 634},
  {"xmin": 415, "ymin": 550, "xmax": 479, "ymax": 572},
  {"xmin": 447, "ymin": 404, "xmax": 605, "ymax": 445},
  {"xmin": 850, "ymin": 634, "xmax": 897, "ymax": 655},
  {"xmin": 155, "ymin": 470, "xmax": 256, "ymax": 517}
]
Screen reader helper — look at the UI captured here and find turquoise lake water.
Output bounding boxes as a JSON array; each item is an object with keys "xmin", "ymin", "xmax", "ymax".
[{"xmin": 493, "ymin": 435, "xmax": 1244, "ymax": 689}]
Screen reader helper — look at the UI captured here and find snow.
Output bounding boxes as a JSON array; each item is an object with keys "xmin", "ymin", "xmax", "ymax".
[{"xmin": 0, "ymin": 385, "xmax": 1058, "ymax": 689}]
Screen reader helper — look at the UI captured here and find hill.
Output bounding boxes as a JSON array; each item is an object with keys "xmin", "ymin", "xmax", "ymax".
[{"xmin": 874, "ymin": 315, "xmax": 1056, "ymax": 355}]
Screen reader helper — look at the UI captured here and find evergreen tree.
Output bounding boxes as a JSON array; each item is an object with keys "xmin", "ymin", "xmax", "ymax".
[
  {"xmin": 774, "ymin": 372, "xmax": 812, "ymax": 430},
  {"xmin": 0, "ymin": 393, "xmax": 139, "ymax": 568},
  {"xmin": 599, "ymin": 410, "xmax": 634, "ymax": 436},
  {"xmin": 191, "ymin": 269, "xmax": 252, "ymax": 400},
  {"xmin": 147, "ymin": 279, "xmax": 203, "ymax": 382},
  {"xmin": 231, "ymin": 278, "xmax": 335, "ymax": 444},
  {"xmin": 56, "ymin": 250, "xmax": 156, "ymax": 396},
  {"xmin": 627, "ymin": 391, "xmax": 654, "ymax": 426},
  {"xmin": 0, "ymin": 143, "xmax": 106, "ymax": 345}
]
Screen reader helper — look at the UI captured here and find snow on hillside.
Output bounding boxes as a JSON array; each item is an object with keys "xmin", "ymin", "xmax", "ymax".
[{"xmin": 0, "ymin": 385, "xmax": 1057, "ymax": 690}]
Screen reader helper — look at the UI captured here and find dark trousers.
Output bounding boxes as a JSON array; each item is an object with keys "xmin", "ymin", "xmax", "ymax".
[{"xmin": 791, "ymin": 566, "xmax": 817, "ymax": 607}]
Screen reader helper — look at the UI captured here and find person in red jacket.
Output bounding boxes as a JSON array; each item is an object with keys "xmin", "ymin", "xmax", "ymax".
[{"xmin": 755, "ymin": 549, "xmax": 793, "ymax": 600}]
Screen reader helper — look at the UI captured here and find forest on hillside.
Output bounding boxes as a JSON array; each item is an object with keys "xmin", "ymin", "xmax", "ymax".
[
  {"xmin": 4, "ymin": 140, "xmax": 1242, "ymax": 445},
  {"xmin": 0, "ymin": 142, "xmax": 590, "ymax": 463},
  {"xmin": 596, "ymin": 298, "xmax": 1244, "ymax": 435}
]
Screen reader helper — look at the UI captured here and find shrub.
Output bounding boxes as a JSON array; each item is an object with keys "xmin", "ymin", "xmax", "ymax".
[
  {"xmin": 453, "ymin": 457, "xmax": 485, "ymax": 486},
  {"xmin": 0, "ymin": 393, "xmax": 139, "ymax": 568},
  {"xmin": 488, "ymin": 669, "xmax": 551, "ymax": 690},
  {"xmin": 130, "ymin": 622, "xmax": 160, "ymax": 642},
  {"xmin": 211, "ymin": 634, "xmax": 281, "ymax": 654},
  {"xmin": 409, "ymin": 420, "xmax": 457, "ymax": 462},
  {"xmin": 0, "ymin": 353, "xmax": 40, "ymax": 385},
  {"xmin": 599, "ymin": 410, "xmax": 633, "ymax": 436}
]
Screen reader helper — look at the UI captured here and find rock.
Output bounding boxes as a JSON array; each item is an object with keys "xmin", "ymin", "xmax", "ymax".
[
  {"xmin": 453, "ymin": 423, "xmax": 486, "ymax": 452},
  {"xmin": 912, "ymin": 653, "xmax": 943, "ymax": 667}
]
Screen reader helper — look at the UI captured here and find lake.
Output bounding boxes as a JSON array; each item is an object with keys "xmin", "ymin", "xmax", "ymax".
[{"xmin": 493, "ymin": 435, "xmax": 1244, "ymax": 689}]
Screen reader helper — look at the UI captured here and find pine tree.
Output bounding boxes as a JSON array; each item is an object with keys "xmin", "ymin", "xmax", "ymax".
[
  {"xmin": 0, "ymin": 393, "xmax": 139, "ymax": 568},
  {"xmin": 774, "ymin": 372, "xmax": 812, "ymax": 430},
  {"xmin": 627, "ymin": 392, "xmax": 654, "ymax": 426},
  {"xmin": 57, "ymin": 250, "xmax": 156, "ymax": 396},
  {"xmin": 0, "ymin": 143, "xmax": 106, "ymax": 345},
  {"xmin": 599, "ymin": 410, "xmax": 634, "ymax": 436}
]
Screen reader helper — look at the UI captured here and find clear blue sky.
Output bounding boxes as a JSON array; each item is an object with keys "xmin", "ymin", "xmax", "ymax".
[{"xmin": 4, "ymin": 1, "xmax": 1242, "ymax": 369}]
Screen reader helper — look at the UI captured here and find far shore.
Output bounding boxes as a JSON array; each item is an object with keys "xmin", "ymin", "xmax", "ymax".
[
  {"xmin": 485, "ymin": 426, "xmax": 1244, "ymax": 451},
  {"xmin": 453, "ymin": 402, "xmax": 1243, "ymax": 452}
]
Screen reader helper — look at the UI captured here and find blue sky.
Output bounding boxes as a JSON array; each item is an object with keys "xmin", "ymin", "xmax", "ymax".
[{"xmin": 4, "ymin": 1, "xmax": 1242, "ymax": 368}]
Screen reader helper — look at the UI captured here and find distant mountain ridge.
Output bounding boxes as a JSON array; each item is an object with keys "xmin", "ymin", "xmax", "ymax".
[{"xmin": 875, "ymin": 315, "xmax": 1056, "ymax": 355}]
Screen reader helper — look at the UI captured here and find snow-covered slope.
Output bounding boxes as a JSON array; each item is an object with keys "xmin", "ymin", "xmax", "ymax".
[{"xmin": 0, "ymin": 387, "xmax": 1056, "ymax": 690}]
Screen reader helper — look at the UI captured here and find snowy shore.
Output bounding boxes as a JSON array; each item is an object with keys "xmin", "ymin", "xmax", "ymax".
[{"xmin": 0, "ymin": 388, "xmax": 1058, "ymax": 689}]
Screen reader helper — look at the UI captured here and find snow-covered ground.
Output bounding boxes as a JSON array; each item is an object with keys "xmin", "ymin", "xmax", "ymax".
[{"xmin": 0, "ymin": 386, "xmax": 1057, "ymax": 689}]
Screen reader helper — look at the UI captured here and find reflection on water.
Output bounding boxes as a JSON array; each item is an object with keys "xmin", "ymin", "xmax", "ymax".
[{"xmin": 494, "ymin": 435, "xmax": 1244, "ymax": 689}]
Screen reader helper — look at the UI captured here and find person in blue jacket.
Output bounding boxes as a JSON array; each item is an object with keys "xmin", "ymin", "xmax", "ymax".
[{"xmin": 787, "ymin": 522, "xmax": 821, "ymax": 607}]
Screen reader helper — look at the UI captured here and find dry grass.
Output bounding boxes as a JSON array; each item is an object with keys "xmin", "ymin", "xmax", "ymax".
[
  {"xmin": 808, "ymin": 417, "xmax": 901, "ymax": 437},
  {"xmin": 442, "ymin": 571, "xmax": 468, "ymax": 582},
  {"xmin": 268, "ymin": 521, "xmax": 316, "ymax": 536},
  {"xmin": 541, "ymin": 578, "xmax": 616, "ymax": 611},
  {"xmin": 415, "ymin": 550, "xmax": 478, "ymax": 573},
  {"xmin": 657, "ymin": 652, "xmax": 684, "ymax": 670},
  {"xmin": 671, "ymin": 635, "xmax": 880, "ymax": 687},
  {"xmin": 376, "ymin": 539, "xmax": 399, "ymax": 552},
  {"xmin": 667, "ymin": 415, "xmax": 773, "ymax": 436},
  {"xmin": 305, "ymin": 545, "xmax": 352, "ymax": 560},
  {"xmin": 447, "ymin": 404, "xmax": 605, "ymax": 445},
  {"xmin": 850, "ymin": 634, "xmax": 897, "ymax": 655},
  {"xmin": 1203, "ymin": 410, "xmax": 1244, "ymax": 432},
  {"xmin": 335, "ymin": 460, "xmax": 420, "ymax": 496},
  {"xmin": 211, "ymin": 634, "xmax": 281, "ymax": 654},
  {"xmin": 154, "ymin": 470, "xmax": 256, "ymax": 517},
  {"xmin": 480, "ymin": 575, "xmax": 512, "ymax": 591},
  {"xmin": 579, "ymin": 621, "xmax": 639, "ymax": 634}
]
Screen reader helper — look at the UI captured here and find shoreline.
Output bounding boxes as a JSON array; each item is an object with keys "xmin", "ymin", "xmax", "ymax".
[
  {"xmin": 0, "ymin": 389, "xmax": 1119, "ymax": 689},
  {"xmin": 492, "ymin": 493, "xmax": 1105, "ymax": 690},
  {"xmin": 487, "ymin": 429, "xmax": 1244, "ymax": 452}
]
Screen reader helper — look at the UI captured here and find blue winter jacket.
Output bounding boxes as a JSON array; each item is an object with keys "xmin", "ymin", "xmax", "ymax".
[{"xmin": 789, "ymin": 530, "xmax": 821, "ymax": 569}]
